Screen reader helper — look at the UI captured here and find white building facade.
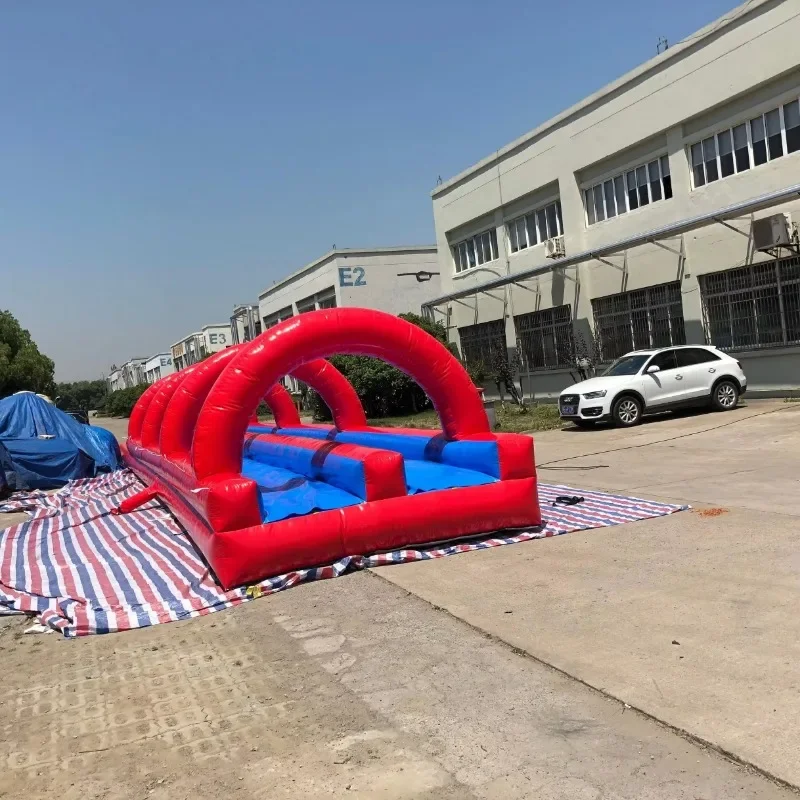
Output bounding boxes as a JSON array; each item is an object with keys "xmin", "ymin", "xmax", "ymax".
[
  {"xmin": 107, "ymin": 369, "xmax": 125, "ymax": 393},
  {"xmin": 118, "ymin": 358, "xmax": 147, "ymax": 389},
  {"xmin": 258, "ymin": 246, "xmax": 441, "ymax": 328},
  {"xmin": 258, "ymin": 246, "xmax": 441, "ymax": 392},
  {"xmin": 428, "ymin": 0, "xmax": 800, "ymax": 398},
  {"xmin": 144, "ymin": 353, "xmax": 175, "ymax": 384},
  {"xmin": 230, "ymin": 304, "xmax": 262, "ymax": 345},
  {"xmin": 170, "ymin": 324, "xmax": 231, "ymax": 371}
]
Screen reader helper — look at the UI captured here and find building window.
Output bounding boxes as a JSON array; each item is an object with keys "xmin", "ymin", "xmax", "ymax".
[
  {"xmin": 690, "ymin": 97, "xmax": 800, "ymax": 188},
  {"xmin": 296, "ymin": 296, "xmax": 317, "ymax": 314},
  {"xmin": 507, "ymin": 200, "xmax": 564, "ymax": 254},
  {"xmin": 585, "ymin": 156, "xmax": 671, "ymax": 226},
  {"xmin": 296, "ymin": 288, "xmax": 337, "ymax": 313},
  {"xmin": 514, "ymin": 305, "xmax": 573, "ymax": 371},
  {"xmin": 317, "ymin": 289, "xmax": 337, "ymax": 309},
  {"xmin": 263, "ymin": 306, "xmax": 293, "ymax": 329},
  {"xmin": 458, "ymin": 320, "xmax": 507, "ymax": 366},
  {"xmin": 452, "ymin": 228, "xmax": 499, "ymax": 273},
  {"xmin": 592, "ymin": 282, "xmax": 685, "ymax": 361},
  {"xmin": 699, "ymin": 258, "xmax": 800, "ymax": 351}
]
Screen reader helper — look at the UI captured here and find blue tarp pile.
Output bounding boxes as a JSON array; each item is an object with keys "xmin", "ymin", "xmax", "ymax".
[{"xmin": 0, "ymin": 392, "xmax": 120, "ymax": 490}]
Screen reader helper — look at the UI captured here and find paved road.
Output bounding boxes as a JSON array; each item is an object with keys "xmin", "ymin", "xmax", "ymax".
[
  {"xmin": 1, "ymin": 404, "xmax": 797, "ymax": 798},
  {"xmin": 381, "ymin": 399, "xmax": 800, "ymax": 788}
]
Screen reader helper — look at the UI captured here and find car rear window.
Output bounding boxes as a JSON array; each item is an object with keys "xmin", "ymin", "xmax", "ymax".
[{"xmin": 676, "ymin": 348, "xmax": 721, "ymax": 367}]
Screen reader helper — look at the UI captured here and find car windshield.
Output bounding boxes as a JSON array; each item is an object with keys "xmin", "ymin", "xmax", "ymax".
[{"xmin": 602, "ymin": 354, "xmax": 651, "ymax": 377}]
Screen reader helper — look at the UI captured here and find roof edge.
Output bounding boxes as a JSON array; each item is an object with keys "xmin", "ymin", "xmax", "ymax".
[
  {"xmin": 258, "ymin": 245, "xmax": 437, "ymax": 300},
  {"xmin": 431, "ymin": 0, "xmax": 768, "ymax": 199}
]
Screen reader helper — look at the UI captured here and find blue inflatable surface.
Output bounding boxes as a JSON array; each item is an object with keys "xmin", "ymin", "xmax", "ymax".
[{"xmin": 0, "ymin": 392, "xmax": 120, "ymax": 472}]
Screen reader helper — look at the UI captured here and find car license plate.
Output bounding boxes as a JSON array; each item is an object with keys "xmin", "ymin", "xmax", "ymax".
[{"xmin": 561, "ymin": 405, "xmax": 575, "ymax": 415}]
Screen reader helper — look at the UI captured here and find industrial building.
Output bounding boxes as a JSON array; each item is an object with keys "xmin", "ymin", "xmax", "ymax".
[
  {"xmin": 230, "ymin": 304, "xmax": 262, "ymax": 344},
  {"xmin": 258, "ymin": 246, "xmax": 441, "ymax": 328},
  {"xmin": 143, "ymin": 353, "xmax": 175, "ymax": 384},
  {"xmin": 106, "ymin": 358, "xmax": 147, "ymax": 392},
  {"xmin": 426, "ymin": 0, "xmax": 800, "ymax": 398},
  {"xmin": 170, "ymin": 324, "xmax": 231, "ymax": 371},
  {"xmin": 121, "ymin": 358, "xmax": 146, "ymax": 389},
  {"xmin": 257, "ymin": 246, "xmax": 441, "ymax": 392},
  {"xmin": 107, "ymin": 368, "xmax": 125, "ymax": 393}
]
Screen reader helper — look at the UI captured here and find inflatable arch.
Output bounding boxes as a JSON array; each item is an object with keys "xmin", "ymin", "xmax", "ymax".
[{"xmin": 121, "ymin": 308, "xmax": 541, "ymax": 588}]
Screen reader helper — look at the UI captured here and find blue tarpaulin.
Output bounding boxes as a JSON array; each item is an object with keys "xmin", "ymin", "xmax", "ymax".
[
  {"xmin": 0, "ymin": 437, "xmax": 94, "ymax": 490},
  {"xmin": 0, "ymin": 441, "xmax": 10, "ymax": 496},
  {"xmin": 0, "ymin": 392, "xmax": 120, "ymax": 478}
]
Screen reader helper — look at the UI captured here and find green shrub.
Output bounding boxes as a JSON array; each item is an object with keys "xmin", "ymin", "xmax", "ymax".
[
  {"xmin": 54, "ymin": 379, "xmax": 108, "ymax": 412},
  {"xmin": 307, "ymin": 312, "xmax": 468, "ymax": 421},
  {"xmin": 98, "ymin": 384, "xmax": 150, "ymax": 417}
]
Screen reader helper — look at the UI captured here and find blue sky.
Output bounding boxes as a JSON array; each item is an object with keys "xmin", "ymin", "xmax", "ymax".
[{"xmin": 1, "ymin": 0, "xmax": 737, "ymax": 381}]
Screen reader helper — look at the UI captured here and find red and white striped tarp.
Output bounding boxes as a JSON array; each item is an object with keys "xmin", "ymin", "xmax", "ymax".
[{"xmin": 0, "ymin": 470, "xmax": 687, "ymax": 637}]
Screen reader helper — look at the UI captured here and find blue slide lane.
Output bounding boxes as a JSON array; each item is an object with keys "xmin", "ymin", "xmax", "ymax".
[{"xmin": 242, "ymin": 457, "xmax": 361, "ymax": 522}]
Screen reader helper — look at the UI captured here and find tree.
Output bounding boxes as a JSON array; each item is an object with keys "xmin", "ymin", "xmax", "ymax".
[
  {"xmin": 0, "ymin": 310, "xmax": 55, "ymax": 398},
  {"xmin": 99, "ymin": 385, "xmax": 150, "ymax": 417},
  {"xmin": 307, "ymin": 312, "xmax": 467, "ymax": 421},
  {"xmin": 487, "ymin": 347, "xmax": 523, "ymax": 405},
  {"xmin": 54, "ymin": 380, "xmax": 108, "ymax": 412}
]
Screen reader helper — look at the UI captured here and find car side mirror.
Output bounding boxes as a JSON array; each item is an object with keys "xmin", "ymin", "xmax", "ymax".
[{"xmin": 646, "ymin": 364, "xmax": 660, "ymax": 374}]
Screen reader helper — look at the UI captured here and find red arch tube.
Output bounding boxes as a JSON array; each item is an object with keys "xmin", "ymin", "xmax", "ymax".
[
  {"xmin": 192, "ymin": 309, "xmax": 489, "ymax": 480},
  {"xmin": 260, "ymin": 361, "xmax": 366, "ymax": 431},
  {"xmin": 292, "ymin": 359, "xmax": 367, "ymax": 430},
  {"xmin": 264, "ymin": 384, "xmax": 301, "ymax": 427},
  {"xmin": 158, "ymin": 345, "xmax": 359, "ymax": 469},
  {"xmin": 160, "ymin": 345, "xmax": 245, "ymax": 470},
  {"xmin": 141, "ymin": 370, "xmax": 194, "ymax": 453},
  {"xmin": 127, "ymin": 382, "xmax": 164, "ymax": 445}
]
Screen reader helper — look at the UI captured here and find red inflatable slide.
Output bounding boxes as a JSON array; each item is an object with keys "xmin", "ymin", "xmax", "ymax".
[{"xmin": 120, "ymin": 308, "xmax": 541, "ymax": 589}]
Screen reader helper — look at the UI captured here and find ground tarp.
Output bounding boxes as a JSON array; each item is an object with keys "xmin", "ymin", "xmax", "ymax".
[{"xmin": 0, "ymin": 470, "xmax": 688, "ymax": 637}]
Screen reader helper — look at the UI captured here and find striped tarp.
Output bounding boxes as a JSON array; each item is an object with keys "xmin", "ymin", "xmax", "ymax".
[{"xmin": 0, "ymin": 470, "xmax": 687, "ymax": 637}]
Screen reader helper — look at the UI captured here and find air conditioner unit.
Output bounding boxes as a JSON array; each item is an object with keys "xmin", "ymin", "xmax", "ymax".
[
  {"xmin": 544, "ymin": 235, "xmax": 566, "ymax": 259},
  {"xmin": 752, "ymin": 213, "xmax": 792, "ymax": 251}
]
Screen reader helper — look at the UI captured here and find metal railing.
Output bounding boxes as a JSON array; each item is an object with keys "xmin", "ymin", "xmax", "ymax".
[
  {"xmin": 458, "ymin": 320, "xmax": 507, "ymax": 367},
  {"xmin": 592, "ymin": 281, "xmax": 685, "ymax": 361},
  {"xmin": 699, "ymin": 256, "xmax": 800, "ymax": 351},
  {"xmin": 514, "ymin": 305, "xmax": 573, "ymax": 371}
]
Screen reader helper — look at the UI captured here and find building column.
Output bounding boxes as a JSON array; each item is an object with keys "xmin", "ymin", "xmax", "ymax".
[{"xmin": 666, "ymin": 125, "xmax": 706, "ymax": 344}]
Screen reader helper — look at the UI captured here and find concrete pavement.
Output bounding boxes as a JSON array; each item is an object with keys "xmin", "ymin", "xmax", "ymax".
[
  {"xmin": 3, "ymin": 404, "xmax": 799, "ymax": 796},
  {"xmin": 2, "ymin": 567, "xmax": 794, "ymax": 799},
  {"xmin": 377, "ymin": 400, "xmax": 800, "ymax": 787}
]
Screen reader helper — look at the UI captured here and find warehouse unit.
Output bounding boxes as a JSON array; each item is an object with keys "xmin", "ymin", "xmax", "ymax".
[
  {"xmin": 258, "ymin": 246, "xmax": 440, "ymax": 392},
  {"xmin": 143, "ymin": 353, "xmax": 175, "ymax": 384},
  {"xmin": 107, "ymin": 368, "xmax": 125, "ymax": 393},
  {"xmin": 119, "ymin": 358, "xmax": 147, "ymax": 389},
  {"xmin": 258, "ymin": 246, "xmax": 441, "ymax": 329},
  {"xmin": 229, "ymin": 304, "xmax": 262, "ymax": 344},
  {"xmin": 170, "ymin": 324, "xmax": 231, "ymax": 371},
  {"xmin": 426, "ymin": 0, "xmax": 800, "ymax": 397}
]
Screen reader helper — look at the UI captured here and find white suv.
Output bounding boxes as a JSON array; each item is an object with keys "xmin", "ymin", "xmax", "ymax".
[{"xmin": 559, "ymin": 346, "xmax": 747, "ymax": 428}]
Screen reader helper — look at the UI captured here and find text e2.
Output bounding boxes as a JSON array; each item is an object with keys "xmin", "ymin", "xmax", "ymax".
[{"xmin": 339, "ymin": 267, "xmax": 366, "ymax": 287}]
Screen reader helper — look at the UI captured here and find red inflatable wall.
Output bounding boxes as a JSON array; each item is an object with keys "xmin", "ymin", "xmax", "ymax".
[{"xmin": 122, "ymin": 308, "xmax": 541, "ymax": 589}]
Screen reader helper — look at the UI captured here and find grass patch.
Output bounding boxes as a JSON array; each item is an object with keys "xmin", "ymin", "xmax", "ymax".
[{"xmin": 367, "ymin": 403, "xmax": 563, "ymax": 433}]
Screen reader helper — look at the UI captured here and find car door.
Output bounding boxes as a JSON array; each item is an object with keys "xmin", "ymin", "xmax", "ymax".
[
  {"xmin": 640, "ymin": 349, "xmax": 683, "ymax": 407},
  {"xmin": 675, "ymin": 348, "xmax": 723, "ymax": 400}
]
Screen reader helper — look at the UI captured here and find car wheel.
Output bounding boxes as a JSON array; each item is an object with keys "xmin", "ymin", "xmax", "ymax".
[
  {"xmin": 573, "ymin": 419, "xmax": 596, "ymax": 429},
  {"xmin": 612, "ymin": 395, "xmax": 642, "ymax": 427},
  {"xmin": 712, "ymin": 380, "xmax": 739, "ymax": 411}
]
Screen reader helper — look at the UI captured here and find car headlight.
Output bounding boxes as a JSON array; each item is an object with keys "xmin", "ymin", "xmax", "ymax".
[{"xmin": 582, "ymin": 390, "xmax": 607, "ymax": 399}]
